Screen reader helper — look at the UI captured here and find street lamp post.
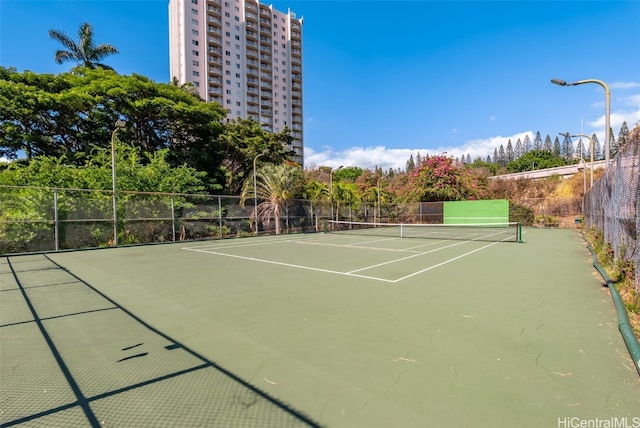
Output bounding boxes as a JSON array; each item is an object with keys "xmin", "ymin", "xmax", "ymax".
[
  {"xmin": 253, "ymin": 149, "xmax": 268, "ymax": 235},
  {"xmin": 551, "ymin": 78, "xmax": 611, "ymax": 167},
  {"xmin": 559, "ymin": 132, "xmax": 594, "ymax": 189},
  {"xmin": 110, "ymin": 120, "xmax": 126, "ymax": 246},
  {"xmin": 329, "ymin": 165, "xmax": 343, "ymax": 221}
]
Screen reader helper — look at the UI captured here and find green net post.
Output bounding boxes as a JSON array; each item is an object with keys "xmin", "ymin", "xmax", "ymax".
[
  {"xmin": 517, "ymin": 223, "xmax": 523, "ymax": 243},
  {"xmin": 323, "ymin": 219, "xmax": 328, "ymax": 234}
]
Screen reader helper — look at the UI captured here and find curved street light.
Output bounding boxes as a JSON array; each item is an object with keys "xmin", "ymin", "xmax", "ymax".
[
  {"xmin": 329, "ymin": 165, "xmax": 343, "ymax": 221},
  {"xmin": 111, "ymin": 120, "xmax": 126, "ymax": 246},
  {"xmin": 551, "ymin": 78, "xmax": 611, "ymax": 167},
  {"xmin": 253, "ymin": 149, "xmax": 268, "ymax": 235},
  {"xmin": 559, "ymin": 132, "xmax": 594, "ymax": 189}
]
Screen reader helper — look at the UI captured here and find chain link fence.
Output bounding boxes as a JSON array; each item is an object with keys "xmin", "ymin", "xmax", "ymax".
[
  {"xmin": 0, "ymin": 187, "xmax": 325, "ymax": 254},
  {"xmin": 0, "ymin": 186, "xmax": 589, "ymax": 255},
  {"xmin": 584, "ymin": 136, "xmax": 639, "ymax": 292}
]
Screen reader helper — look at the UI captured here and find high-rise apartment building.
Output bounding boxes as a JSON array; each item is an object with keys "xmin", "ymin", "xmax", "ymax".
[{"xmin": 169, "ymin": 0, "xmax": 304, "ymax": 165}]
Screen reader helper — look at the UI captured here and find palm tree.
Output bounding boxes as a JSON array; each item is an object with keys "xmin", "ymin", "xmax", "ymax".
[
  {"xmin": 303, "ymin": 180, "xmax": 329, "ymax": 231},
  {"xmin": 49, "ymin": 22, "xmax": 118, "ymax": 70},
  {"xmin": 240, "ymin": 163, "xmax": 304, "ymax": 235}
]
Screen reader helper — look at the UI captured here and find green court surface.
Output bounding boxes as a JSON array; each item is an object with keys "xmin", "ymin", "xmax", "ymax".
[{"xmin": 1, "ymin": 228, "xmax": 639, "ymax": 427}]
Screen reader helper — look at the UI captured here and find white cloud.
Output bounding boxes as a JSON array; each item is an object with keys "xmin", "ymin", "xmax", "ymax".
[
  {"xmin": 610, "ymin": 81, "xmax": 640, "ymax": 90},
  {"xmin": 489, "ymin": 116, "xmax": 496, "ymax": 121},
  {"xmin": 0, "ymin": 157, "xmax": 9, "ymax": 163},
  {"xmin": 304, "ymin": 131, "xmax": 535, "ymax": 170}
]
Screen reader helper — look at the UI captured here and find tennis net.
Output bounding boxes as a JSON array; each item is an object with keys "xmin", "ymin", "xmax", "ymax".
[{"xmin": 325, "ymin": 220, "xmax": 522, "ymax": 242}]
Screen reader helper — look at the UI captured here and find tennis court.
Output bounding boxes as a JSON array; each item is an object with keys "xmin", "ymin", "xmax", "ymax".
[{"xmin": 1, "ymin": 227, "xmax": 639, "ymax": 427}]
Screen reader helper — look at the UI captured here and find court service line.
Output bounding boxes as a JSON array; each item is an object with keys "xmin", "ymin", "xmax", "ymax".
[
  {"xmin": 293, "ymin": 240, "xmax": 422, "ymax": 253},
  {"xmin": 391, "ymin": 241, "xmax": 499, "ymax": 283},
  {"xmin": 184, "ymin": 233, "xmax": 330, "ymax": 252},
  {"xmin": 182, "ymin": 247, "xmax": 395, "ymax": 283},
  {"xmin": 347, "ymin": 239, "xmax": 470, "ymax": 274}
]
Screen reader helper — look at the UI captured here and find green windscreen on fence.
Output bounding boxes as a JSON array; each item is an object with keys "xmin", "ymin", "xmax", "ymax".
[{"xmin": 443, "ymin": 199, "xmax": 509, "ymax": 224}]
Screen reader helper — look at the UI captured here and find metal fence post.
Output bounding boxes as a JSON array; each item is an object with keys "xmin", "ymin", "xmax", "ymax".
[
  {"xmin": 54, "ymin": 188, "xmax": 59, "ymax": 251},
  {"xmin": 171, "ymin": 195, "xmax": 176, "ymax": 242},
  {"xmin": 218, "ymin": 195, "xmax": 223, "ymax": 238}
]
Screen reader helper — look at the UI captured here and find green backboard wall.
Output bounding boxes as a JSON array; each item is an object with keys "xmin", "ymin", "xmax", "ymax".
[{"xmin": 443, "ymin": 199, "xmax": 509, "ymax": 224}]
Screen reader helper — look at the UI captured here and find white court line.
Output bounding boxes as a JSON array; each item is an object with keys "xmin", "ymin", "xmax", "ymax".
[
  {"xmin": 391, "ymin": 241, "xmax": 499, "ymax": 283},
  {"xmin": 182, "ymin": 234, "xmax": 322, "ymax": 251},
  {"xmin": 346, "ymin": 239, "xmax": 470, "ymax": 274},
  {"xmin": 294, "ymin": 240, "xmax": 421, "ymax": 253},
  {"xmin": 183, "ymin": 235, "xmax": 507, "ymax": 284},
  {"xmin": 182, "ymin": 247, "xmax": 395, "ymax": 283}
]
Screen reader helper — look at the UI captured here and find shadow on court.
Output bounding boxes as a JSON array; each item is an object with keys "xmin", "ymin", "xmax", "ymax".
[
  {"xmin": 0, "ymin": 254, "xmax": 319, "ymax": 427},
  {"xmin": 1, "ymin": 228, "xmax": 639, "ymax": 427}
]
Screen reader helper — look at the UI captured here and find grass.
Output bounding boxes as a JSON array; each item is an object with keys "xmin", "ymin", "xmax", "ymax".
[{"xmin": 585, "ymin": 227, "xmax": 640, "ymax": 338}]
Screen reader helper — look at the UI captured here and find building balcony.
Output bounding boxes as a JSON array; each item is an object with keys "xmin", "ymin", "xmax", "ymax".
[
  {"xmin": 206, "ymin": 26, "xmax": 221, "ymax": 35},
  {"xmin": 207, "ymin": 37, "xmax": 222, "ymax": 47},
  {"xmin": 208, "ymin": 65, "xmax": 222, "ymax": 74},
  {"xmin": 206, "ymin": 16, "xmax": 222, "ymax": 26},
  {"xmin": 246, "ymin": 49, "xmax": 258, "ymax": 60},
  {"xmin": 245, "ymin": 12, "xmax": 258, "ymax": 22},
  {"xmin": 245, "ymin": 5, "xmax": 258, "ymax": 14},
  {"xmin": 206, "ymin": 6, "xmax": 221, "ymax": 17},
  {"xmin": 259, "ymin": 6, "xmax": 271, "ymax": 19}
]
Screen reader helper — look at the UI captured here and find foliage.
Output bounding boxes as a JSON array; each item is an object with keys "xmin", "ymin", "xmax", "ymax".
[
  {"xmin": 333, "ymin": 166, "xmax": 363, "ymax": 182},
  {"xmin": 0, "ymin": 67, "xmax": 298, "ymax": 192},
  {"xmin": 400, "ymin": 155, "xmax": 472, "ymax": 202},
  {"xmin": 0, "ymin": 148, "xmax": 205, "ymax": 251},
  {"xmin": 505, "ymin": 150, "xmax": 566, "ymax": 173},
  {"xmin": 509, "ymin": 203, "xmax": 534, "ymax": 226},
  {"xmin": 239, "ymin": 163, "xmax": 304, "ymax": 234},
  {"xmin": 49, "ymin": 22, "xmax": 119, "ymax": 70},
  {"xmin": 216, "ymin": 118, "xmax": 296, "ymax": 194}
]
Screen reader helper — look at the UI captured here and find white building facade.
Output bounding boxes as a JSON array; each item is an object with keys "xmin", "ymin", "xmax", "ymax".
[{"xmin": 169, "ymin": 0, "xmax": 304, "ymax": 164}]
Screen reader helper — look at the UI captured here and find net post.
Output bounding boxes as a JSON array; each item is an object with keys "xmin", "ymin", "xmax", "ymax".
[
  {"xmin": 517, "ymin": 223, "xmax": 523, "ymax": 243},
  {"xmin": 400, "ymin": 224, "xmax": 404, "ymax": 238},
  {"xmin": 323, "ymin": 219, "xmax": 328, "ymax": 234}
]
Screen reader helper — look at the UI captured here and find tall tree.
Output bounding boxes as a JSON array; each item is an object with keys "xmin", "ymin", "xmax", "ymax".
[
  {"xmin": 498, "ymin": 144, "xmax": 506, "ymax": 166},
  {"xmin": 505, "ymin": 140, "xmax": 514, "ymax": 163},
  {"xmin": 240, "ymin": 163, "xmax": 304, "ymax": 234},
  {"xmin": 522, "ymin": 135, "xmax": 532, "ymax": 153},
  {"xmin": 533, "ymin": 131, "xmax": 543, "ymax": 151},
  {"xmin": 575, "ymin": 138, "xmax": 586, "ymax": 161},
  {"xmin": 592, "ymin": 133, "xmax": 602, "ymax": 160},
  {"xmin": 514, "ymin": 138, "xmax": 523, "ymax": 159},
  {"xmin": 552, "ymin": 136, "xmax": 562, "ymax": 157},
  {"xmin": 561, "ymin": 133, "xmax": 574, "ymax": 160},
  {"xmin": 406, "ymin": 154, "xmax": 415, "ymax": 172},
  {"xmin": 617, "ymin": 121, "xmax": 630, "ymax": 153},
  {"xmin": 49, "ymin": 22, "xmax": 119, "ymax": 70},
  {"xmin": 542, "ymin": 135, "xmax": 553, "ymax": 152}
]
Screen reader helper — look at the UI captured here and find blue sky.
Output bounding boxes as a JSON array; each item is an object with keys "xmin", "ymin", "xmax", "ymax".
[{"xmin": 1, "ymin": 0, "xmax": 639, "ymax": 170}]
